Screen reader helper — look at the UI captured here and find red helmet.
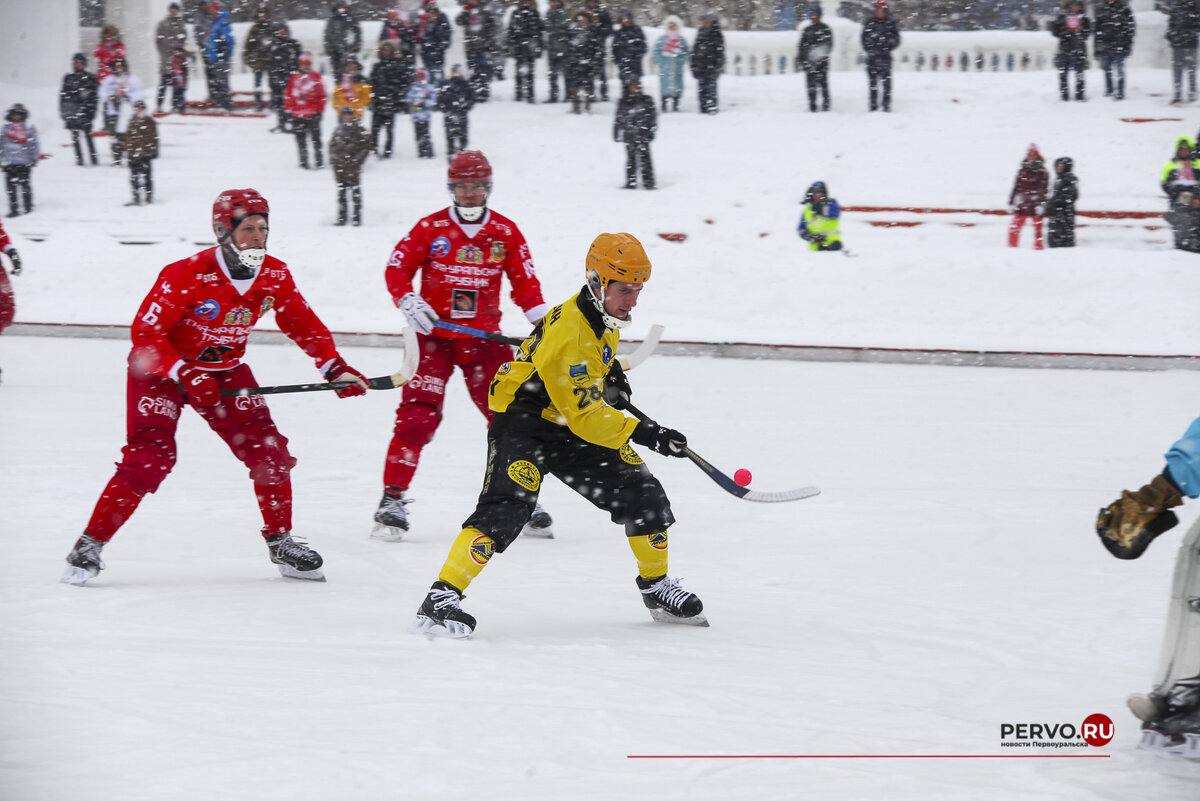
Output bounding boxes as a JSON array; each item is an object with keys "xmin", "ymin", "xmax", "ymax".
[
  {"xmin": 447, "ymin": 150, "xmax": 492, "ymax": 185},
  {"xmin": 212, "ymin": 188, "xmax": 269, "ymax": 240}
]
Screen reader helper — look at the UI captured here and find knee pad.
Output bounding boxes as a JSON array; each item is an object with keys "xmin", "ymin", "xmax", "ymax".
[
  {"xmin": 394, "ymin": 402, "xmax": 442, "ymax": 448},
  {"xmin": 116, "ymin": 438, "xmax": 178, "ymax": 495}
]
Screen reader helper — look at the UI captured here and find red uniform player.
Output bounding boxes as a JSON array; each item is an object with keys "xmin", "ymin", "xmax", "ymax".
[
  {"xmin": 62, "ymin": 189, "xmax": 370, "ymax": 585},
  {"xmin": 0, "ymin": 214, "xmax": 22, "ymax": 384},
  {"xmin": 374, "ymin": 150, "xmax": 554, "ymax": 540}
]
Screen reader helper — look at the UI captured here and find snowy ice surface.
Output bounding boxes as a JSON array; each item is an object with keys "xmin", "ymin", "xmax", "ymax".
[{"xmin": 2, "ymin": 66, "xmax": 1200, "ymax": 799}]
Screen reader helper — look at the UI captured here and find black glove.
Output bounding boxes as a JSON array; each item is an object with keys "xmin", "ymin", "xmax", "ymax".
[
  {"xmin": 631, "ymin": 420, "xmax": 688, "ymax": 457},
  {"xmin": 7, "ymin": 248, "xmax": 20, "ymax": 275},
  {"xmin": 602, "ymin": 361, "xmax": 631, "ymax": 409}
]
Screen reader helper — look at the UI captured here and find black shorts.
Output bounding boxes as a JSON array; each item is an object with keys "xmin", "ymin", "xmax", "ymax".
[{"xmin": 463, "ymin": 415, "xmax": 675, "ymax": 551}]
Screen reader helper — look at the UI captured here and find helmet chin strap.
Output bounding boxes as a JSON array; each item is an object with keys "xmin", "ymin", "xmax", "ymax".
[{"xmin": 588, "ymin": 278, "xmax": 632, "ymax": 329}]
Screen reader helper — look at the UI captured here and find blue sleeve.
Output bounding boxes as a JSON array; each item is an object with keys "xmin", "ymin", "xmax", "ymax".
[
  {"xmin": 1165, "ymin": 415, "xmax": 1200, "ymax": 498},
  {"xmin": 827, "ymin": 199, "xmax": 841, "ymax": 219},
  {"xmin": 797, "ymin": 210, "xmax": 809, "ymax": 237}
]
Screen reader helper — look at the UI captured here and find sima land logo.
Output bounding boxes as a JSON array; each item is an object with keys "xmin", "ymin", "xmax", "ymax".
[{"xmin": 999, "ymin": 713, "xmax": 1114, "ymax": 750}]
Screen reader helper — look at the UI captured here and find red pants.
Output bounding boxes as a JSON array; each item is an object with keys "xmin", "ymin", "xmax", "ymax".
[
  {"xmin": 84, "ymin": 362, "xmax": 297, "ymax": 542},
  {"xmin": 0, "ymin": 267, "xmax": 13, "ymax": 333},
  {"xmin": 1008, "ymin": 215, "xmax": 1045, "ymax": 249},
  {"xmin": 383, "ymin": 334, "xmax": 512, "ymax": 491}
]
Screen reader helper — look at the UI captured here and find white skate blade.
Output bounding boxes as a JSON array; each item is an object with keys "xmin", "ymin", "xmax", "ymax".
[
  {"xmin": 60, "ymin": 565, "xmax": 97, "ymax": 586},
  {"xmin": 370, "ymin": 523, "xmax": 406, "ymax": 542},
  {"xmin": 520, "ymin": 521, "xmax": 554, "ymax": 539},
  {"xmin": 1138, "ymin": 728, "xmax": 1184, "ymax": 753},
  {"xmin": 410, "ymin": 615, "xmax": 473, "ymax": 639},
  {"xmin": 276, "ymin": 564, "xmax": 326, "ymax": 582},
  {"xmin": 647, "ymin": 607, "xmax": 709, "ymax": 627},
  {"xmin": 1183, "ymin": 733, "xmax": 1200, "ymax": 759}
]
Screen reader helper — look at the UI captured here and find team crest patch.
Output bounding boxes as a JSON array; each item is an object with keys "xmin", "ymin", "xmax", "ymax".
[
  {"xmin": 568, "ymin": 363, "xmax": 589, "ymax": 383},
  {"xmin": 469, "ymin": 534, "xmax": 495, "ymax": 565},
  {"xmin": 195, "ymin": 299, "xmax": 221, "ymax": 320},
  {"xmin": 224, "ymin": 307, "xmax": 253, "ymax": 326},
  {"xmin": 457, "ymin": 245, "xmax": 483, "ymax": 265},
  {"xmin": 507, "ymin": 459, "xmax": 541, "ymax": 492},
  {"xmin": 619, "ymin": 444, "xmax": 643, "ymax": 465},
  {"xmin": 260, "ymin": 296, "xmax": 274, "ymax": 316},
  {"xmin": 490, "ymin": 242, "xmax": 506, "ymax": 262},
  {"xmin": 648, "ymin": 531, "xmax": 669, "ymax": 550},
  {"xmin": 602, "ymin": 344, "xmax": 613, "ymax": 365},
  {"xmin": 430, "ymin": 236, "xmax": 452, "ymax": 257}
]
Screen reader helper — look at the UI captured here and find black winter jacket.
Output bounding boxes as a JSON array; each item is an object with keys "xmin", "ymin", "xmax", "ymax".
[
  {"xmin": 1094, "ymin": 1, "xmax": 1135, "ymax": 57},
  {"xmin": 1167, "ymin": 1, "xmax": 1200, "ymax": 50},
  {"xmin": 798, "ymin": 21, "xmax": 833, "ymax": 70},
  {"xmin": 59, "ymin": 68, "xmax": 99, "ymax": 129},
  {"xmin": 614, "ymin": 90, "xmax": 656, "ymax": 144},
  {"xmin": 691, "ymin": 24, "xmax": 725, "ymax": 80},
  {"xmin": 861, "ymin": 17, "xmax": 900, "ymax": 65}
]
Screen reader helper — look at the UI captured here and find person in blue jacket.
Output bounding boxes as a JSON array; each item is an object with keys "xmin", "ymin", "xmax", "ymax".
[
  {"xmin": 1097, "ymin": 417, "xmax": 1200, "ymax": 753},
  {"xmin": 204, "ymin": 1, "xmax": 235, "ymax": 111}
]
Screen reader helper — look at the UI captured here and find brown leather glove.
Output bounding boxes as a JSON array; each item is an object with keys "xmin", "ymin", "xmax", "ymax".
[{"xmin": 1096, "ymin": 472, "xmax": 1184, "ymax": 559}]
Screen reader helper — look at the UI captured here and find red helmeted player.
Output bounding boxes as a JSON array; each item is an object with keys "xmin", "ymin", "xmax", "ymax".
[
  {"xmin": 61, "ymin": 188, "xmax": 370, "ymax": 585},
  {"xmin": 374, "ymin": 150, "xmax": 554, "ymax": 540}
]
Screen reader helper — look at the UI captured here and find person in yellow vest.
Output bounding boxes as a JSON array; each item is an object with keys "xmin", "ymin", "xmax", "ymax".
[
  {"xmin": 410, "ymin": 232, "xmax": 707, "ymax": 638},
  {"xmin": 331, "ymin": 57, "xmax": 374, "ymax": 119},
  {"xmin": 798, "ymin": 180, "xmax": 842, "ymax": 251}
]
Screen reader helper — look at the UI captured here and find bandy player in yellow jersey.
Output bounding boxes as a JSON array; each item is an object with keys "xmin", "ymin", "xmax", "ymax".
[{"xmin": 410, "ymin": 232, "xmax": 707, "ymax": 638}]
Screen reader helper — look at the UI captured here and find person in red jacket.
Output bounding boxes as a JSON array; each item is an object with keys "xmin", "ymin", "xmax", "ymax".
[
  {"xmin": 284, "ymin": 52, "xmax": 327, "ymax": 169},
  {"xmin": 61, "ymin": 189, "xmax": 370, "ymax": 586},
  {"xmin": 0, "ymin": 214, "xmax": 22, "ymax": 384},
  {"xmin": 1008, "ymin": 144, "xmax": 1050, "ymax": 249},
  {"xmin": 93, "ymin": 24, "xmax": 127, "ymax": 83},
  {"xmin": 374, "ymin": 150, "xmax": 554, "ymax": 541}
]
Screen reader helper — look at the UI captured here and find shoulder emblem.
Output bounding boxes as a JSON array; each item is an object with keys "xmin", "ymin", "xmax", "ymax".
[{"xmin": 568, "ymin": 363, "xmax": 589, "ymax": 383}]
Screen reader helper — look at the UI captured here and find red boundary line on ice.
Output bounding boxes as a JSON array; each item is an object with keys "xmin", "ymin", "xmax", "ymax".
[
  {"xmin": 626, "ymin": 754, "xmax": 1111, "ymax": 759},
  {"xmin": 9, "ymin": 322, "xmax": 1197, "ymax": 364},
  {"xmin": 9, "ymin": 323, "xmax": 1197, "ymax": 372},
  {"xmin": 844, "ymin": 206, "xmax": 1161, "ymax": 219}
]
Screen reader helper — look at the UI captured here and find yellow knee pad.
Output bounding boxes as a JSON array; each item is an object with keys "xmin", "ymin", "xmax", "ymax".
[
  {"xmin": 438, "ymin": 527, "xmax": 496, "ymax": 591},
  {"xmin": 628, "ymin": 532, "xmax": 669, "ymax": 580}
]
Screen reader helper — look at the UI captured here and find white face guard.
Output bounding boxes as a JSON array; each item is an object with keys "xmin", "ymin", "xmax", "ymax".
[
  {"xmin": 237, "ymin": 247, "xmax": 267, "ymax": 271},
  {"xmin": 454, "ymin": 204, "xmax": 486, "ymax": 222}
]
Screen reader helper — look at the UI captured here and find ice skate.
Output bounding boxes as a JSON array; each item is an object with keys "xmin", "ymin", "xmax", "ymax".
[
  {"xmin": 1138, "ymin": 709, "xmax": 1200, "ymax": 759},
  {"xmin": 61, "ymin": 533, "xmax": 105, "ymax": 585},
  {"xmin": 520, "ymin": 502, "xmax": 554, "ymax": 539},
  {"xmin": 265, "ymin": 531, "xmax": 325, "ymax": 581},
  {"xmin": 411, "ymin": 581, "xmax": 476, "ymax": 638},
  {"xmin": 371, "ymin": 490, "xmax": 412, "ymax": 542},
  {"xmin": 636, "ymin": 574, "xmax": 707, "ymax": 626}
]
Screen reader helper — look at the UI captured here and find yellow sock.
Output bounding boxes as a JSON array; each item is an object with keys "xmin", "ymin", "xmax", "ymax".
[
  {"xmin": 438, "ymin": 527, "xmax": 496, "ymax": 591},
  {"xmin": 628, "ymin": 532, "xmax": 669, "ymax": 580}
]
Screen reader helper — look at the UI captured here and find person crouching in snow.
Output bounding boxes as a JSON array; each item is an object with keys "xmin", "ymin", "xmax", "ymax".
[
  {"xmin": 1045, "ymin": 156, "xmax": 1078, "ymax": 248},
  {"xmin": 798, "ymin": 181, "xmax": 842, "ymax": 251},
  {"xmin": 1008, "ymin": 145, "xmax": 1049, "ymax": 249}
]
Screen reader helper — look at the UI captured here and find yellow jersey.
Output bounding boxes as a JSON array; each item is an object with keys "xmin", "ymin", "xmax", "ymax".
[{"xmin": 489, "ymin": 288, "xmax": 640, "ymax": 450}]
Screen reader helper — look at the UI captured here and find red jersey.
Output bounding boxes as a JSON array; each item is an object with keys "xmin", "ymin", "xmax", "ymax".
[
  {"xmin": 0, "ymin": 217, "xmax": 11, "ymax": 253},
  {"xmin": 129, "ymin": 247, "xmax": 340, "ymax": 378},
  {"xmin": 385, "ymin": 207, "xmax": 547, "ymax": 338},
  {"xmin": 284, "ymin": 72, "xmax": 327, "ymax": 119}
]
